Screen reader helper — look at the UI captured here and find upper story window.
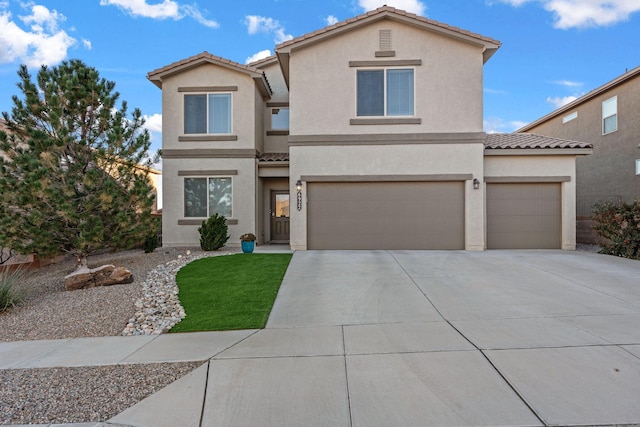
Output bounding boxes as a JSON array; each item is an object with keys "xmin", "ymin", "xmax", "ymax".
[
  {"xmin": 357, "ymin": 68, "xmax": 414, "ymax": 117},
  {"xmin": 562, "ymin": 111, "xmax": 578, "ymax": 123},
  {"xmin": 184, "ymin": 176, "xmax": 232, "ymax": 218},
  {"xmin": 271, "ymin": 107, "xmax": 290, "ymax": 130},
  {"xmin": 602, "ymin": 96, "xmax": 617, "ymax": 135},
  {"xmin": 184, "ymin": 93, "xmax": 232, "ymax": 134}
]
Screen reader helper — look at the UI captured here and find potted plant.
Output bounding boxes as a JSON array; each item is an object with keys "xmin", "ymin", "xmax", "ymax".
[{"xmin": 240, "ymin": 233, "xmax": 256, "ymax": 253}]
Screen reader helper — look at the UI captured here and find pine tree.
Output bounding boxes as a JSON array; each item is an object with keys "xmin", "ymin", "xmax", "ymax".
[{"xmin": 0, "ymin": 60, "xmax": 157, "ymax": 273}]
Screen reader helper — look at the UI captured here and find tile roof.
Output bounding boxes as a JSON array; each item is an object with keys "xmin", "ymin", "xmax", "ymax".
[
  {"xmin": 258, "ymin": 152, "xmax": 289, "ymax": 162},
  {"xmin": 147, "ymin": 51, "xmax": 265, "ymax": 79},
  {"xmin": 277, "ymin": 5, "xmax": 501, "ymax": 50},
  {"xmin": 485, "ymin": 133, "xmax": 593, "ymax": 150}
]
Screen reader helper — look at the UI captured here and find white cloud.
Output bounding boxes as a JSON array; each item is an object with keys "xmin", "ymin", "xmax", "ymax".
[
  {"xmin": 244, "ymin": 15, "xmax": 293, "ymax": 44},
  {"xmin": 326, "ymin": 15, "xmax": 339, "ymax": 25},
  {"xmin": 0, "ymin": 4, "xmax": 76, "ymax": 67},
  {"xmin": 246, "ymin": 49, "xmax": 272, "ymax": 64},
  {"xmin": 82, "ymin": 38, "xmax": 92, "ymax": 50},
  {"xmin": 484, "ymin": 117, "xmax": 528, "ymax": 133},
  {"xmin": 100, "ymin": 0, "xmax": 219, "ymax": 28},
  {"xmin": 143, "ymin": 113, "xmax": 162, "ymax": 133},
  {"xmin": 496, "ymin": 0, "xmax": 640, "ymax": 28},
  {"xmin": 546, "ymin": 95, "xmax": 578, "ymax": 108},
  {"xmin": 358, "ymin": 0, "xmax": 426, "ymax": 16},
  {"xmin": 552, "ymin": 79, "xmax": 583, "ymax": 87}
]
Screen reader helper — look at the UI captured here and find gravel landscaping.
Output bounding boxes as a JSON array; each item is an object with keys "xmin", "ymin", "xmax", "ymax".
[{"xmin": 0, "ymin": 245, "xmax": 239, "ymax": 425}]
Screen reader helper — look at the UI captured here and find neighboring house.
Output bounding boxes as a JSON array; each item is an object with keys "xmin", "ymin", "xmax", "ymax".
[
  {"xmin": 148, "ymin": 6, "xmax": 591, "ymax": 251},
  {"xmin": 518, "ymin": 66, "xmax": 640, "ymax": 211}
]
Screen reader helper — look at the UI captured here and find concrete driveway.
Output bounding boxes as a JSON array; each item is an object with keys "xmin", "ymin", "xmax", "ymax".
[{"xmin": 111, "ymin": 249, "xmax": 640, "ymax": 427}]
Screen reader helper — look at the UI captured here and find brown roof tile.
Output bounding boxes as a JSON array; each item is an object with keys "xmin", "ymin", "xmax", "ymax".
[
  {"xmin": 148, "ymin": 51, "xmax": 265, "ymax": 78},
  {"xmin": 485, "ymin": 133, "xmax": 592, "ymax": 150},
  {"xmin": 277, "ymin": 5, "xmax": 500, "ymax": 50},
  {"xmin": 258, "ymin": 152, "xmax": 289, "ymax": 162}
]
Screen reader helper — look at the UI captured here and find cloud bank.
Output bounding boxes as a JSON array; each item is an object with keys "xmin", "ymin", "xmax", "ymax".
[{"xmin": 100, "ymin": 0, "xmax": 219, "ymax": 28}]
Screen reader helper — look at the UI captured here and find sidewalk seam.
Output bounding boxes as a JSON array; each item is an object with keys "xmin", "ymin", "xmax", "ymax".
[{"xmin": 198, "ymin": 360, "xmax": 211, "ymax": 427}]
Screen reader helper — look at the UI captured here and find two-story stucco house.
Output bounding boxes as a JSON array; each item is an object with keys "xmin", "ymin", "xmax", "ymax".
[{"xmin": 148, "ymin": 6, "xmax": 591, "ymax": 251}]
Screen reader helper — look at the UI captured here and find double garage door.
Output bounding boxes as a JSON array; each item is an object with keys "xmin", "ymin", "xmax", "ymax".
[
  {"xmin": 307, "ymin": 181, "xmax": 465, "ymax": 250},
  {"xmin": 307, "ymin": 181, "xmax": 562, "ymax": 250}
]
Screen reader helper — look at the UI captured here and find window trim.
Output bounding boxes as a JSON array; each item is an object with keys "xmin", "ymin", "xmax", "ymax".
[
  {"xmin": 636, "ymin": 159, "xmax": 640, "ymax": 176},
  {"xmin": 183, "ymin": 176, "xmax": 233, "ymax": 219},
  {"xmin": 183, "ymin": 92, "xmax": 233, "ymax": 135},
  {"xmin": 602, "ymin": 96, "xmax": 618, "ymax": 135},
  {"xmin": 355, "ymin": 67, "xmax": 416, "ymax": 118}
]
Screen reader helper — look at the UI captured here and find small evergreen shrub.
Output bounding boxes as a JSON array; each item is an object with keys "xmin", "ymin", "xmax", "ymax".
[
  {"xmin": 592, "ymin": 200, "xmax": 640, "ymax": 259},
  {"xmin": 0, "ymin": 266, "xmax": 29, "ymax": 313},
  {"xmin": 199, "ymin": 214, "xmax": 230, "ymax": 251},
  {"xmin": 143, "ymin": 217, "xmax": 161, "ymax": 253},
  {"xmin": 143, "ymin": 233, "xmax": 158, "ymax": 253}
]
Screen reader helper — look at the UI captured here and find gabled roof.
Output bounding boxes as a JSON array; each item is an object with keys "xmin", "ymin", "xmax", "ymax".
[
  {"xmin": 248, "ymin": 54, "xmax": 279, "ymax": 69},
  {"xmin": 518, "ymin": 65, "xmax": 640, "ymax": 132},
  {"xmin": 275, "ymin": 6, "xmax": 500, "ymax": 88},
  {"xmin": 485, "ymin": 133, "xmax": 592, "ymax": 153},
  {"xmin": 147, "ymin": 51, "xmax": 272, "ymax": 98}
]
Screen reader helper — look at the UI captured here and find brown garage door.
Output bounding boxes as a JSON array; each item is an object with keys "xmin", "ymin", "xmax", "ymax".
[
  {"xmin": 487, "ymin": 183, "xmax": 561, "ymax": 249},
  {"xmin": 307, "ymin": 181, "xmax": 465, "ymax": 250}
]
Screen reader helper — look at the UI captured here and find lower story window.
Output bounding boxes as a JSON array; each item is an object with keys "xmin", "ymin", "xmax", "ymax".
[{"xmin": 184, "ymin": 177, "xmax": 232, "ymax": 218}]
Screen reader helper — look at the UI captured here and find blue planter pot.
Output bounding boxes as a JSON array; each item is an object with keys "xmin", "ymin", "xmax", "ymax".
[{"xmin": 241, "ymin": 241, "xmax": 255, "ymax": 253}]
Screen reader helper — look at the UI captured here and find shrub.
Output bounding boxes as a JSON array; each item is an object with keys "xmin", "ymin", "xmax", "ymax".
[
  {"xmin": 240, "ymin": 233, "xmax": 256, "ymax": 242},
  {"xmin": 592, "ymin": 200, "xmax": 640, "ymax": 259},
  {"xmin": 198, "ymin": 214, "xmax": 230, "ymax": 251},
  {"xmin": 0, "ymin": 266, "xmax": 29, "ymax": 313},
  {"xmin": 143, "ymin": 217, "xmax": 161, "ymax": 253}
]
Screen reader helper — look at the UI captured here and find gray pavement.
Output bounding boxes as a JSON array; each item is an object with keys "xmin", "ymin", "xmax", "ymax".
[{"xmin": 3, "ymin": 249, "xmax": 640, "ymax": 426}]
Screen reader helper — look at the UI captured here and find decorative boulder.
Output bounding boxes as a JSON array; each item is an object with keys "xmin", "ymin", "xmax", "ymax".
[{"xmin": 64, "ymin": 264, "xmax": 134, "ymax": 291}]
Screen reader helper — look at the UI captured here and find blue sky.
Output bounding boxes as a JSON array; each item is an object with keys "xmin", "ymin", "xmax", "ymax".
[{"xmin": 1, "ymin": 0, "xmax": 639, "ymax": 157}]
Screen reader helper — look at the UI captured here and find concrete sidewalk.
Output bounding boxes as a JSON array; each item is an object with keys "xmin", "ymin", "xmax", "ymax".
[{"xmin": 4, "ymin": 250, "xmax": 640, "ymax": 426}]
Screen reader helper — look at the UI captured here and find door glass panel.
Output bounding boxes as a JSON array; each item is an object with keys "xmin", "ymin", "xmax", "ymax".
[{"xmin": 275, "ymin": 194, "xmax": 290, "ymax": 218}]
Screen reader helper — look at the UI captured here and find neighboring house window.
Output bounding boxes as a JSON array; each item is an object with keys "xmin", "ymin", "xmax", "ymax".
[
  {"xmin": 184, "ymin": 94, "xmax": 232, "ymax": 134},
  {"xmin": 184, "ymin": 177, "xmax": 232, "ymax": 218},
  {"xmin": 271, "ymin": 107, "xmax": 290, "ymax": 130},
  {"xmin": 636, "ymin": 159, "xmax": 640, "ymax": 175},
  {"xmin": 562, "ymin": 112, "xmax": 578, "ymax": 123},
  {"xmin": 357, "ymin": 68, "xmax": 414, "ymax": 117},
  {"xmin": 602, "ymin": 96, "xmax": 617, "ymax": 134}
]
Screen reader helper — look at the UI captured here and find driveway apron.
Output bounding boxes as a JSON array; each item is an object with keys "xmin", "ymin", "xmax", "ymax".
[{"xmin": 111, "ymin": 249, "xmax": 640, "ymax": 427}]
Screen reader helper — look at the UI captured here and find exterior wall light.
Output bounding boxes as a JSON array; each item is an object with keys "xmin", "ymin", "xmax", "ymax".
[
  {"xmin": 296, "ymin": 179, "xmax": 303, "ymax": 211},
  {"xmin": 473, "ymin": 178, "xmax": 480, "ymax": 190}
]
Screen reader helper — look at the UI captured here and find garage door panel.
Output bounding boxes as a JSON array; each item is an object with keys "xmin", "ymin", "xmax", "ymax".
[
  {"xmin": 308, "ymin": 182, "xmax": 464, "ymax": 250},
  {"xmin": 487, "ymin": 183, "xmax": 561, "ymax": 249}
]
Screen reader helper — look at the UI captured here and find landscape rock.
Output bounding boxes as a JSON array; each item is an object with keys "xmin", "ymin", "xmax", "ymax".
[{"xmin": 64, "ymin": 265, "xmax": 134, "ymax": 291}]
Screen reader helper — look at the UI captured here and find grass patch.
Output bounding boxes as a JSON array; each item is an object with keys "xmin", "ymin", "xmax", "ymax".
[{"xmin": 170, "ymin": 253, "xmax": 292, "ymax": 332}]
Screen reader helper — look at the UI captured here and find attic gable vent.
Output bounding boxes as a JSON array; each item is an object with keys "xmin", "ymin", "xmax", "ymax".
[{"xmin": 376, "ymin": 29, "xmax": 395, "ymax": 57}]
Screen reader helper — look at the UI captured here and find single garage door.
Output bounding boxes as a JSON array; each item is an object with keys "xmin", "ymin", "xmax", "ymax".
[
  {"xmin": 307, "ymin": 181, "xmax": 465, "ymax": 250},
  {"xmin": 486, "ymin": 183, "xmax": 561, "ymax": 249}
]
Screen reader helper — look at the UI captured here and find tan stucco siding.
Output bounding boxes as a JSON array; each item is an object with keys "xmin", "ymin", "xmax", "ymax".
[
  {"xmin": 288, "ymin": 20, "xmax": 484, "ymax": 136},
  {"xmin": 161, "ymin": 157, "xmax": 257, "ymax": 247},
  {"xmin": 484, "ymin": 155, "xmax": 578, "ymax": 250},
  {"xmin": 289, "ymin": 142, "xmax": 485, "ymax": 250},
  {"xmin": 262, "ymin": 62, "xmax": 289, "ymax": 101},
  {"xmin": 160, "ymin": 64, "xmax": 258, "ymax": 151}
]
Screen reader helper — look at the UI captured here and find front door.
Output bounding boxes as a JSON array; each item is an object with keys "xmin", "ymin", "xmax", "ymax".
[{"xmin": 270, "ymin": 191, "xmax": 290, "ymax": 242}]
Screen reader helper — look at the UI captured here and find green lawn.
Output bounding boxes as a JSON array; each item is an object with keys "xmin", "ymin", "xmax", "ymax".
[{"xmin": 170, "ymin": 253, "xmax": 292, "ymax": 332}]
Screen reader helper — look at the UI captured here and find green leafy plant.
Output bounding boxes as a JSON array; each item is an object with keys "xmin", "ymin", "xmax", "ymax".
[
  {"xmin": 198, "ymin": 214, "xmax": 229, "ymax": 251},
  {"xmin": 0, "ymin": 266, "xmax": 29, "ymax": 313},
  {"xmin": 240, "ymin": 233, "xmax": 256, "ymax": 242},
  {"xmin": 592, "ymin": 200, "xmax": 640, "ymax": 259}
]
